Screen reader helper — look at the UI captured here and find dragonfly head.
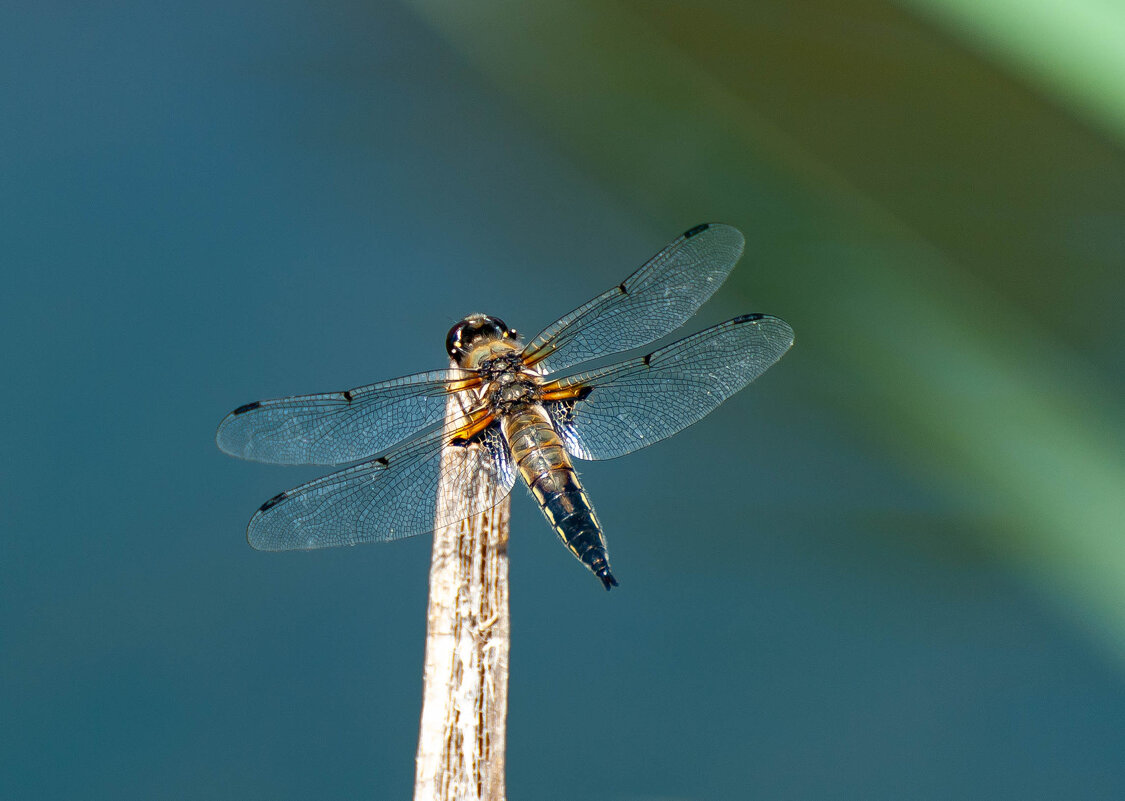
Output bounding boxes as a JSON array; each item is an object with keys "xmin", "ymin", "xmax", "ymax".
[{"xmin": 446, "ymin": 314, "xmax": 519, "ymax": 367}]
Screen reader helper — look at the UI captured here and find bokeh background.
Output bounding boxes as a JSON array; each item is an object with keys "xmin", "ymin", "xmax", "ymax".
[{"xmin": 3, "ymin": 1, "xmax": 1124, "ymax": 798}]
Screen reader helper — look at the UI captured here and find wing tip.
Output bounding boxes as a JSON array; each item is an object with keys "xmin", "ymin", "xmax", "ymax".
[
  {"xmin": 246, "ymin": 493, "xmax": 289, "ymax": 549},
  {"xmin": 214, "ymin": 427, "xmax": 239, "ymax": 457},
  {"xmin": 683, "ymin": 222, "xmax": 746, "ymax": 262},
  {"xmin": 733, "ymin": 313, "xmax": 795, "ymax": 346},
  {"xmin": 216, "ymin": 403, "xmax": 260, "ymax": 456}
]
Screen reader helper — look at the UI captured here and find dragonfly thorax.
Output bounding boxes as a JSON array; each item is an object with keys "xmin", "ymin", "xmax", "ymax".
[{"xmin": 479, "ymin": 356, "xmax": 541, "ymax": 415}]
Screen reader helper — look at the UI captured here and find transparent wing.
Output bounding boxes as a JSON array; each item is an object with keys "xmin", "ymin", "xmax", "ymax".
[
  {"xmin": 247, "ymin": 421, "xmax": 515, "ymax": 550},
  {"xmin": 543, "ymin": 314, "xmax": 794, "ymax": 461},
  {"xmin": 216, "ymin": 369, "xmax": 475, "ymax": 466},
  {"xmin": 522, "ymin": 223, "xmax": 745, "ymax": 374}
]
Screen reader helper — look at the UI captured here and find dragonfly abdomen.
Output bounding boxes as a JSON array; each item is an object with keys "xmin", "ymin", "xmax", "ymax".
[{"xmin": 501, "ymin": 405, "xmax": 618, "ymax": 590}]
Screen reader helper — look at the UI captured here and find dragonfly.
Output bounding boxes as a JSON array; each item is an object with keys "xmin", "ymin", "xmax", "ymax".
[{"xmin": 216, "ymin": 223, "xmax": 793, "ymax": 589}]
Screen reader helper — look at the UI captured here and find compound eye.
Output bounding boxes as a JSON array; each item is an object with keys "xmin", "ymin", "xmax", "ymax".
[
  {"xmin": 445, "ymin": 322, "xmax": 466, "ymax": 358},
  {"xmin": 489, "ymin": 316, "xmax": 510, "ymax": 336}
]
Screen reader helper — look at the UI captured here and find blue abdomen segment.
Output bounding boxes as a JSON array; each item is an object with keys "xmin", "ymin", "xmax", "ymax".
[
  {"xmin": 533, "ymin": 469, "xmax": 617, "ymax": 590},
  {"xmin": 502, "ymin": 406, "xmax": 617, "ymax": 589}
]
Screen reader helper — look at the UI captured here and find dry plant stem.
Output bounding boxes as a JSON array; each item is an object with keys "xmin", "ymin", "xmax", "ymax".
[{"xmin": 414, "ymin": 386, "xmax": 511, "ymax": 801}]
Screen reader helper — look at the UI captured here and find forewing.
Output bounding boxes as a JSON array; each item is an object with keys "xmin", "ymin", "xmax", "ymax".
[
  {"xmin": 522, "ymin": 224, "xmax": 745, "ymax": 374},
  {"xmin": 544, "ymin": 314, "xmax": 794, "ymax": 460},
  {"xmin": 247, "ymin": 422, "xmax": 515, "ymax": 550},
  {"xmin": 216, "ymin": 369, "xmax": 475, "ymax": 466}
]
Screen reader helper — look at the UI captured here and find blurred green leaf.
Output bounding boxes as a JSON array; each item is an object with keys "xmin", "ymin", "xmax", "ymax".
[{"xmin": 900, "ymin": 0, "xmax": 1125, "ymax": 144}]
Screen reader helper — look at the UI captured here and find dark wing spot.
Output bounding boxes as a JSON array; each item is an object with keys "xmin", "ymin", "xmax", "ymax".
[
  {"xmin": 732, "ymin": 313, "xmax": 764, "ymax": 324},
  {"xmin": 642, "ymin": 352, "xmax": 652, "ymax": 366},
  {"xmin": 233, "ymin": 401, "xmax": 261, "ymax": 415},
  {"xmin": 574, "ymin": 385, "xmax": 593, "ymax": 401},
  {"xmin": 259, "ymin": 491, "xmax": 287, "ymax": 512},
  {"xmin": 449, "ymin": 422, "xmax": 490, "ymax": 447},
  {"xmin": 617, "ymin": 282, "xmax": 628, "ymax": 295},
  {"xmin": 683, "ymin": 223, "xmax": 709, "ymax": 238},
  {"xmin": 342, "ymin": 390, "xmax": 354, "ymax": 402},
  {"xmin": 375, "ymin": 456, "xmax": 390, "ymax": 466}
]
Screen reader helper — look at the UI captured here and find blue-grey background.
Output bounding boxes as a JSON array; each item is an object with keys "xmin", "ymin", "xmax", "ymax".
[{"xmin": 3, "ymin": 1, "xmax": 1125, "ymax": 799}]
